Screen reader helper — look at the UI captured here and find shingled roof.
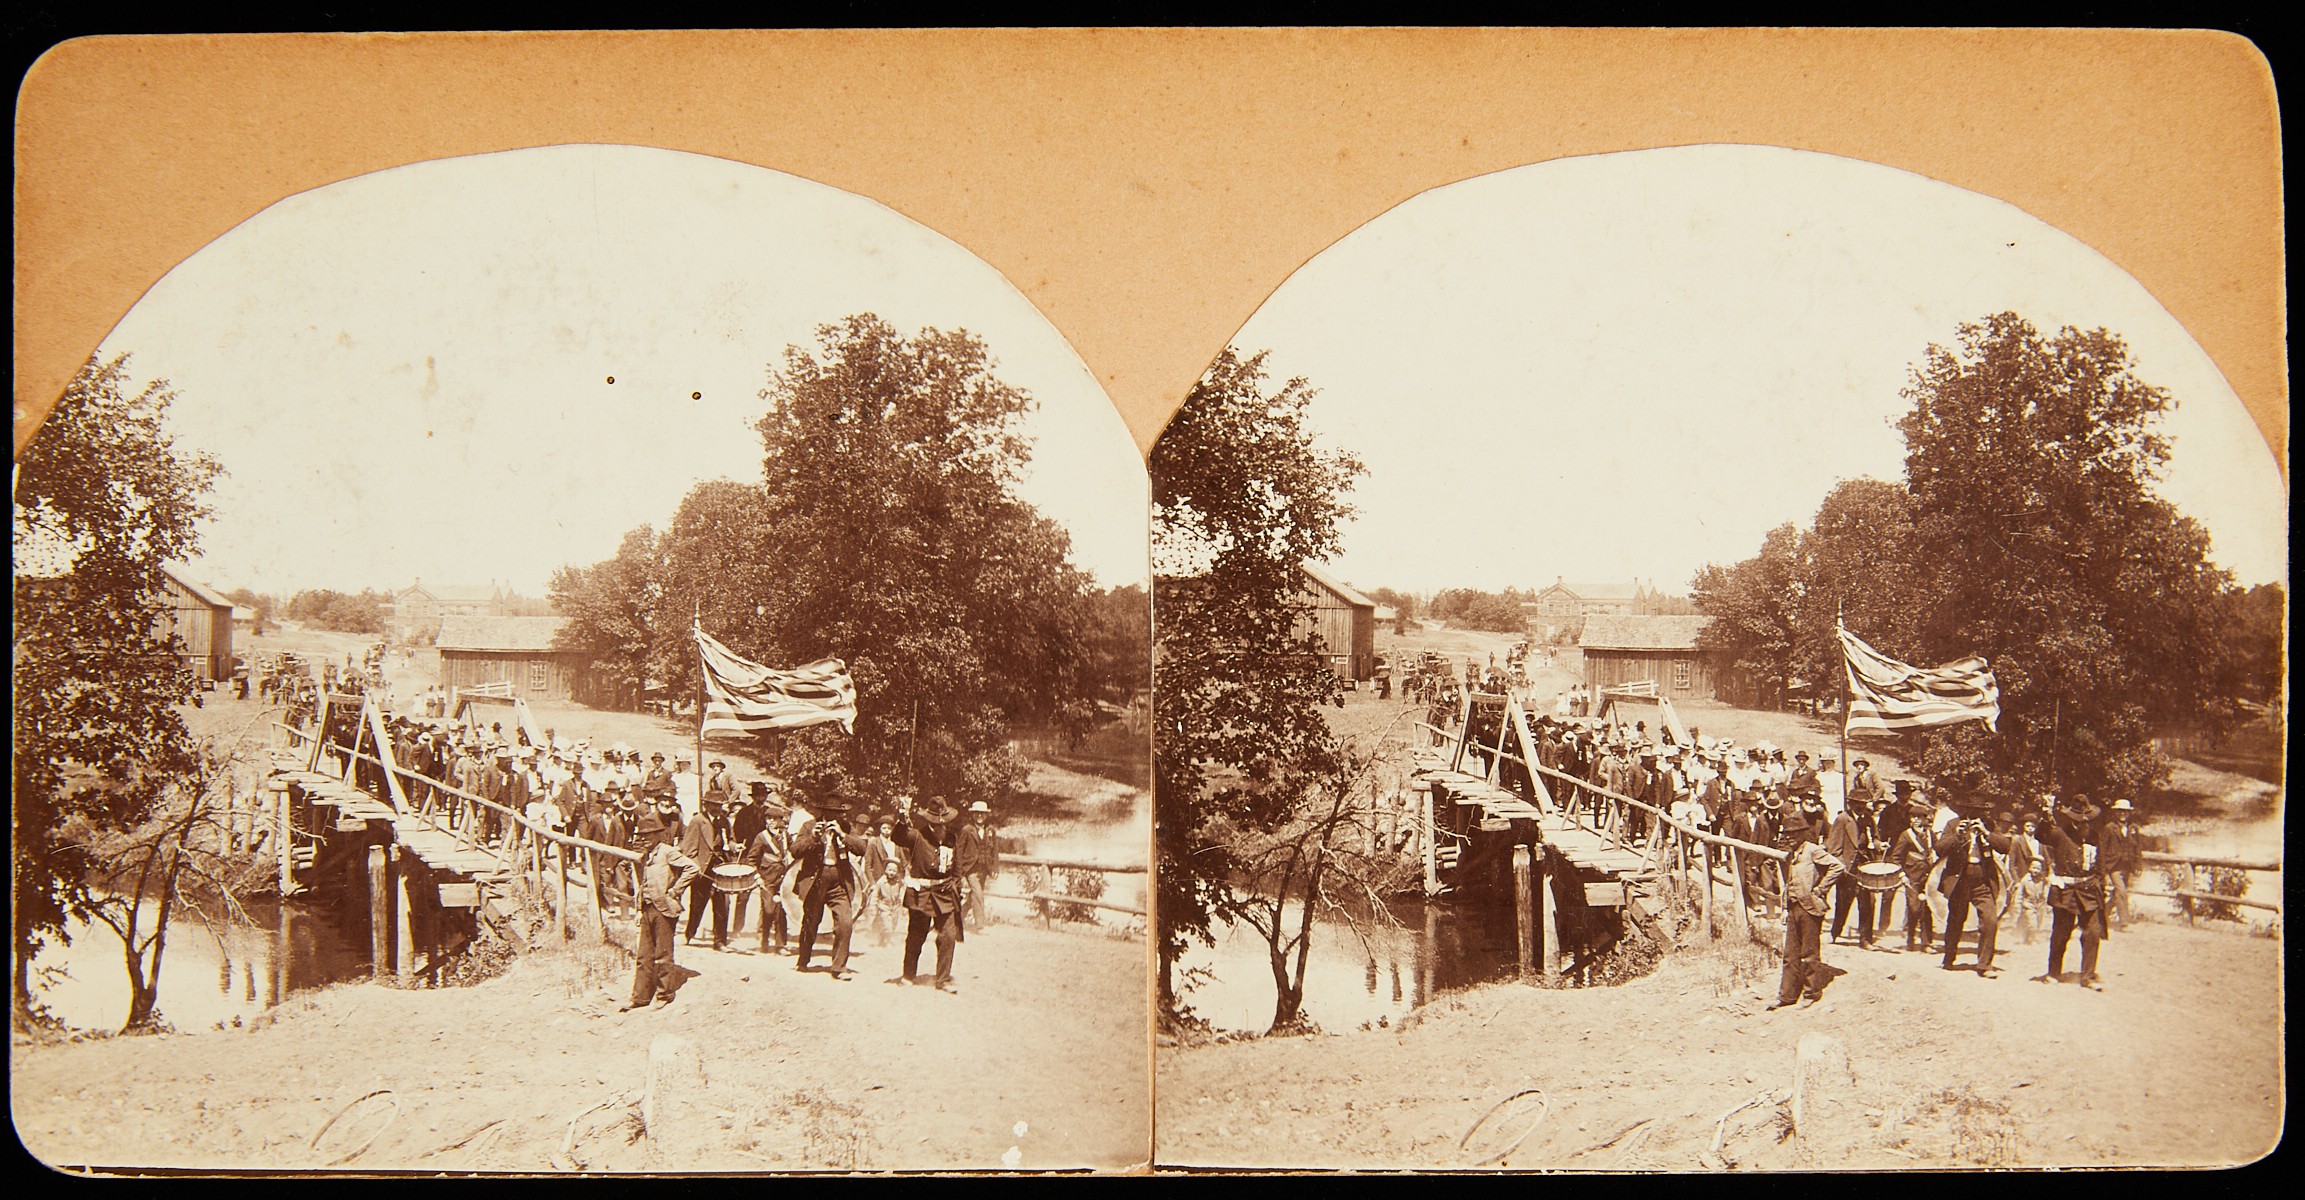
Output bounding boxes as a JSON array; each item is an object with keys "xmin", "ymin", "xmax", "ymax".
[
  {"xmin": 1301, "ymin": 561, "xmax": 1376, "ymax": 609},
  {"xmin": 435, "ymin": 615, "xmax": 570, "ymax": 653},
  {"xmin": 1578, "ymin": 614, "xmax": 1713, "ymax": 652}
]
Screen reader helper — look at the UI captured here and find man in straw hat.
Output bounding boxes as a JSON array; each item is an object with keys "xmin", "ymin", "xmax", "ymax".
[
  {"xmin": 894, "ymin": 796, "xmax": 967, "ymax": 993},
  {"xmin": 2096, "ymin": 797, "xmax": 2143, "ymax": 929},
  {"xmin": 790, "ymin": 785, "xmax": 870, "ymax": 979},
  {"xmin": 956, "ymin": 800, "xmax": 998, "ymax": 931},
  {"xmin": 623, "ymin": 799, "xmax": 701, "ymax": 1012}
]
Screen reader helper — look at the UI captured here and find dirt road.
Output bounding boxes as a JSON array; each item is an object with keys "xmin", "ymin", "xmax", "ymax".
[
  {"xmin": 15, "ymin": 922, "xmax": 1149, "ymax": 1173},
  {"xmin": 1156, "ymin": 918, "xmax": 2282, "ymax": 1170}
]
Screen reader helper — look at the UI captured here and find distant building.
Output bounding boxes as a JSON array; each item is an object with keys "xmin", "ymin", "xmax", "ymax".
[
  {"xmin": 1299, "ymin": 562, "xmax": 1378, "ymax": 682},
  {"xmin": 392, "ymin": 578, "xmax": 509, "ymax": 641},
  {"xmin": 1579, "ymin": 614, "xmax": 1719, "ymax": 701},
  {"xmin": 160, "ymin": 565, "xmax": 237, "ymax": 681},
  {"xmin": 1528, "ymin": 578, "xmax": 1681, "ymax": 641},
  {"xmin": 435, "ymin": 615, "xmax": 583, "ymax": 703}
]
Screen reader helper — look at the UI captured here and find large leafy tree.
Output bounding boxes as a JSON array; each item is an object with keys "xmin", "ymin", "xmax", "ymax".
[
  {"xmin": 1151, "ymin": 346, "xmax": 1363, "ymax": 1028},
  {"xmin": 1896, "ymin": 313, "xmax": 2233, "ymax": 810},
  {"xmin": 12, "ymin": 353, "xmax": 221, "ymax": 1028},
  {"xmin": 548, "ymin": 524, "xmax": 663, "ymax": 709},
  {"xmin": 1692, "ymin": 521, "xmax": 1805, "ymax": 705},
  {"xmin": 736, "ymin": 314, "xmax": 1094, "ymax": 808}
]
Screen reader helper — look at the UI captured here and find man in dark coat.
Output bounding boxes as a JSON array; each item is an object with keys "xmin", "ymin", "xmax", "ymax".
[
  {"xmin": 679, "ymin": 793, "xmax": 729, "ymax": 950},
  {"xmin": 1936, "ymin": 806, "xmax": 2014, "ymax": 977},
  {"xmin": 954, "ymin": 800, "xmax": 998, "ymax": 932},
  {"xmin": 2034, "ymin": 794, "xmax": 2110, "ymax": 990},
  {"xmin": 895, "ymin": 797, "xmax": 967, "ymax": 993},
  {"xmin": 738, "ymin": 785, "xmax": 792, "ymax": 953},
  {"xmin": 1824, "ymin": 795, "xmax": 1879, "ymax": 948},
  {"xmin": 790, "ymin": 792, "xmax": 869, "ymax": 978}
]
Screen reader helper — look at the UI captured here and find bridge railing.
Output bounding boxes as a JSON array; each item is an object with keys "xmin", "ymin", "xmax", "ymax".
[
  {"xmin": 1420, "ymin": 715, "xmax": 1796, "ymax": 941},
  {"xmin": 2130, "ymin": 849, "xmax": 2282, "ymax": 921},
  {"xmin": 278, "ymin": 722, "xmax": 645, "ymax": 942},
  {"xmin": 984, "ymin": 854, "xmax": 1147, "ymax": 923}
]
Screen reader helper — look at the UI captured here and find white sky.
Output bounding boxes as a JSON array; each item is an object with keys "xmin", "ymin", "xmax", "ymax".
[
  {"xmin": 1232, "ymin": 144, "xmax": 2287, "ymax": 596},
  {"xmin": 93, "ymin": 144, "xmax": 1148, "ymax": 598}
]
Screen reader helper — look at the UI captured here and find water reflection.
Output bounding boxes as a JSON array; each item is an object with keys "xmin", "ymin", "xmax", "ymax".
[
  {"xmin": 1177, "ymin": 898, "xmax": 1517, "ymax": 1034},
  {"xmin": 30, "ymin": 899, "xmax": 370, "ymax": 1033}
]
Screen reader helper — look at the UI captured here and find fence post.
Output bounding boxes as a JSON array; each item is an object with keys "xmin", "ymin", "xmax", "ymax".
[
  {"xmin": 558, "ymin": 839, "xmax": 572, "ymax": 941},
  {"xmin": 1701, "ymin": 840, "xmax": 1716, "ymax": 941},
  {"xmin": 588, "ymin": 848, "xmax": 608, "ymax": 940}
]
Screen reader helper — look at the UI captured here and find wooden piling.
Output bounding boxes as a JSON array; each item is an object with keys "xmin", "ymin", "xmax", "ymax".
[
  {"xmin": 393, "ymin": 845, "xmax": 414, "ymax": 984},
  {"xmin": 1539, "ymin": 850, "xmax": 1562, "ymax": 982},
  {"xmin": 1512, "ymin": 845, "xmax": 1535, "ymax": 979},
  {"xmin": 1422, "ymin": 783, "xmax": 1439, "ymax": 895},
  {"xmin": 274, "ymin": 780, "xmax": 294, "ymax": 895},
  {"xmin": 367, "ymin": 844, "xmax": 390, "ymax": 977}
]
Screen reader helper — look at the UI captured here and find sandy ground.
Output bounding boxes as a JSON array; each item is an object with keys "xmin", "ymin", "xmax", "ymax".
[
  {"xmin": 15, "ymin": 920, "xmax": 1149, "ymax": 1174},
  {"xmin": 1155, "ymin": 916, "xmax": 2283, "ymax": 1170}
]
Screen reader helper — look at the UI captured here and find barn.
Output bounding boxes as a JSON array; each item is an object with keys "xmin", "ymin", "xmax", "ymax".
[
  {"xmin": 1578, "ymin": 614, "xmax": 1720, "ymax": 701},
  {"xmin": 435, "ymin": 615, "xmax": 583, "ymax": 703},
  {"xmin": 160, "ymin": 565, "xmax": 237, "ymax": 682},
  {"xmin": 1299, "ymin": 562, "xmax": 1377, "ymax": 682}
]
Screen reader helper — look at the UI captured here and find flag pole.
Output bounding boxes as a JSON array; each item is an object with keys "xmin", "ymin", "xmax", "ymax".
[
  {"xmin": 694, "ymin": 601, "xmax": 706, "ymax": 816},
  {"xmin": 1836, "ymin": 607, "xmax": 1850, "ymax": 803}
]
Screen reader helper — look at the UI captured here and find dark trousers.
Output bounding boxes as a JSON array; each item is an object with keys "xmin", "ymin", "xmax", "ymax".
[
  {"xmin": 740, "ymin": 882, "xmax": 789, "ymax": 951},
  {"xmin": 684, "ymin": 877, "xmax": 729, "ymax": 946},
  {"xmin": 1830, "ymin": 877, "xmax": 1876, "ymax": 943},
  {"xmin": 797, "ymin": 884, "xmax": 854, "ymax": 972},
  {"xmin": 1903, "ymin": 882, "xmax": 1935, "ymax": 948},
  {"xmin": 1941, "ymin": 874, "xmax": 2001, "ymax": 969},
  {"xmin": 904, "ymin": 907, "xmax": 960, "ymax": 985},
  {"xmin": 630, "ymin": 909, "xmax": 678, "ymax": 1006},
  {"xmin": 1778, "ymin": 906, "xmax": 1826, "ymax": 1004},
  {"xmin": 2048, "ymin": 906, "xmax": 2102, "ymax": 979}
]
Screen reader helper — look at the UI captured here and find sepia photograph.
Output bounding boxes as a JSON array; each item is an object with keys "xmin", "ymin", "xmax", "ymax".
[
  {"xmin": 1150, "ymin": 144, "xmax": 2284, "ymax": 1170},
  {"xmin": 13, "ymin": 26, "xmax": 2283, "ymax": 1179},
  {"xmin": 12, "ymin": 143, "xmax": 1152, "ymax": 1172}
]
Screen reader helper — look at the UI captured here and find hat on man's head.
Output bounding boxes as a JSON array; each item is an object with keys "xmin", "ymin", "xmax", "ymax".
[
  {"xmin": 1891, "ymin": 779, "xmax": 1915, "ymax": 795},
  {"xmin": 967, "ymin": 801, "xmax": 991, "ymax": 814},
  {"xmin": 920, "ymin": 796, "xmax": 960, "ymax": 823},
  {"xmin": 2109, "ymin": 798, "xmax": 2135, "ymax": 811},
  {"xmin": 710, "ymin": 759, "xmax": 725, "ymax": 768},
  {"xmin": 650, "ymin": 752, "xmax": 666, "ymax": 762}
]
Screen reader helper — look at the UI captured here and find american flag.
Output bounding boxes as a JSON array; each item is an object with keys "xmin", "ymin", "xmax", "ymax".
[
  {"xmin": 1838, "ymin": 622, "xmax": 1999, "ymax": 735},
  {"xmin": 693, "ymin": 625, "xmax": 857, "ymax": 735}
]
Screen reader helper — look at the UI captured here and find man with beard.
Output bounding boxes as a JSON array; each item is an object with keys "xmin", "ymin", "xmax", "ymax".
[
  {"xmin": 2034, "ymin": 794, "xmax": 2110, "ymax": 990},
  {"xmin": 894, "ymin": 796, "xmax": 967, "ymax": 994},
  {"xmin": 1936, "ymin": 805, "xmax": 2014, "ymax": 977},
  {"xmin": 790, "ymin": 790, "xmax": 869, "ymax": 979}
]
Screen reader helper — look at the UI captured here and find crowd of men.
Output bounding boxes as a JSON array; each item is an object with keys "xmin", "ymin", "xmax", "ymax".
[
  {"xmin": 335, "ymin": 710, "xmax": 1006, "ymax": 1009},
  {"xmin": 1451, "ymin": 699, "xmax": 2144, "ymax": 1010}
]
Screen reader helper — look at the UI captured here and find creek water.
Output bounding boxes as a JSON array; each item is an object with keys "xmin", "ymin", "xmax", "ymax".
[
  {"xmin": 1175, "ymin": 897, "xmax": 1519, "ymax": 1034},
  {"xmin": 29, "ymin": 898, "xmax": 372, "ymax": 1034}
]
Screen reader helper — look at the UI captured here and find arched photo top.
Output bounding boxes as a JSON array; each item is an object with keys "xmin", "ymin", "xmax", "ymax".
[
  {"xmin": 1166, "ymin": 143, "xmax": 2283, "ymax": 597},
  {"xmin": 78, "ymin": 142, "xmax": 1147, "ymax": 597}
]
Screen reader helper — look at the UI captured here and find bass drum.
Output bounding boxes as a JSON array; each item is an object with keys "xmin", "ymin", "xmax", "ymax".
[{"xmin": 1855, "ymin": 862, "xmax": 1907, "ymax": 892}]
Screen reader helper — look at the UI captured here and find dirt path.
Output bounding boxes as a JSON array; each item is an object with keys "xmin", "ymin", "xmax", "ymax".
[
  {"xmin": 1155, "ymin": 919, "xmax": 2282, "ymax": 1170},
  {"xmin": 15, "ymin": 922, "xmax": 1148, "ymax": 1173}
]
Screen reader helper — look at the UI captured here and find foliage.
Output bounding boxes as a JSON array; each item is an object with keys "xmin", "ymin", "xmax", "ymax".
[
  {"xmin": 1695, "ymin": 314, "xmax": 2246, "ymax": 813},
  {"xmin": 12, "ymin": 353, "xmax": 221, "ymax": 1029},
  {"xmin": 283, "ymin": 588, "xmax": 390, "ymax": 634},
  {"xmin": 548, "ymin": 315, "xmax": 1108, "ymax": 813},
  {"xmin": 224, "ymin": 587, "xmax": 278, "ymax": 635},
  {"xmin": 1897, "ymin": 314, "xmax": 2232, "ymax": 810},
  {"xmin": 549, "ymin": 524, "xmax": 664, "ymax": 709},
  {"xmin": 1427, "ymin": 587, "xmax": 1530, "ymax": 632},
  {"xmin": 1364, "ymin": 587, "xmax": 1420, "ymax": 622},
  {"xmin": 1150, "ymin": 345, "xmax": 1364, "ymax": 1022},
  {"xmin": 2161, "ymin": 863, "xmax": 2252, "ymax": 923}
]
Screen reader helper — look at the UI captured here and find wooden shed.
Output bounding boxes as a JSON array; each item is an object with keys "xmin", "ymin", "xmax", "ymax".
[
  {"xmin": 1578, "ymin": 614, "xmax": 1720, "ymax": 701},
  {"xmin": 160, "ymin": 565, "xmax": 237, "ymax": 681},
  {"xmin": 1299, "ymin": 562, "xmax": 1378, "ymax": 682},
  {"xmin": 435, "ymin": 615, "xmax": 583, "ymax": 703}
]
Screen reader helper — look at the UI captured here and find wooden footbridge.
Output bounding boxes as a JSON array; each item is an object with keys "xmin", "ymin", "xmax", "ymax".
[
  {"xmin": 1411, "ymin": 689, "xmax": 1790, "ymax": 983},
  {"xmin": 262, "ymin": 693, "xmax": 644, "ymax": 984}
]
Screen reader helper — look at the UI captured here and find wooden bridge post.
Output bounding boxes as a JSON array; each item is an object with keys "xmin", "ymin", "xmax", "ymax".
[
  {"xmin": 557, "ymin": 841, "xmax": 572, "ymax": 941},
  {"xmin": 587, "ymin": 849, "xmax": 608, "ymax": 941},
  {"xmin": 1701, "ymin": 840, "xmax": 1716, "ymax": 941},
  {"xmin": 1512, "ymin": 845, "xmax": 1535, "ymax": 980},
  {"xmin": 367, "ymin": 844, "xmax": 391, "ymax": 978},
  {"xmin": 1539, "ymin": 849, "xmax": 1562, "ymax": 982},
  {"xmin": 393, "ymin": 845, "xmax": 414, "ymax": 984},
  {"xmin": 274, "ymin": 780, "xmax": 294, "ymax": 896},
  {"xmin": 1422, "ymin": 783, "xmax": 1439, "ymax": 895}
]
